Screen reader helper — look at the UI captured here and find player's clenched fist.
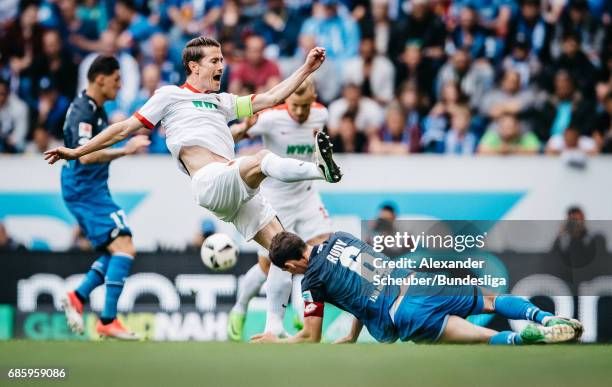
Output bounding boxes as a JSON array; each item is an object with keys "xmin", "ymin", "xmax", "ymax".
[
  {"xmin": 304, "ymin": 47, "xmax": 326, "ymax": 73},
  {"xmin": 124, "ymin": 134, "xmax": 151, "ymax": 155},
  {"xmin": 43, "ymin": 147, "xmax": 80, "ymax": 164}
]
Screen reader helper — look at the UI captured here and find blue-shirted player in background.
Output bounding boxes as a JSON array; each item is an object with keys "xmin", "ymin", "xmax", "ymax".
[
  {"xmin": 59, "ymin": 55, "xmax": 150, "ymax": 340},
  {"xmin": 252, "ymin": 231, "xmax": 583, "ymax": 345}
]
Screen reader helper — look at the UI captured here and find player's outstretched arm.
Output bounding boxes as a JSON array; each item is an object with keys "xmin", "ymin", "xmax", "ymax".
[
  {"xmin": 79, "ymin": 135, "xmax": 151, "ymax": 164},
  {"xmin": 251, "ymin": 47, "xmax": 326, "ymax": 114},
  {"xmin": 251, "ymin": 316, "xmax": 323, "ymax": 344},
  {"xmin": 43, "ymin": 116, "xmax": 145, "ymax": 164},
  {"xmin": 333, "ymin": 316, "xmax": 363, "ymax": 344}
]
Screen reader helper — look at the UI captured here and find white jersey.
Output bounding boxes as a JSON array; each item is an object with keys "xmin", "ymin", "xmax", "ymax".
[
  {"xmin": 249, "ymin": 102, "xmax": 328, "ymax": 211},
  {"xmin": 135, "ymin": 83, "xmax": 249, "ymax": 174}
]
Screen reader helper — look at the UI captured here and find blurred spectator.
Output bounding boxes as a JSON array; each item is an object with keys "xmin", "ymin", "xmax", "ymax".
[
  {"xmin": 442, "ymin": 105, "xmax": 478, "ymax": 154},
  {"xmin": 144, "ymin": 33, "xmax": 181, "ymax": 85},
  {"xmin": 229, "ymin": 34, "xmax": 281, "ymax": 94},
  {"xmin": 448, "ymin": 5, "xmax": 488, "ymax": 59},
  {"xmin": 478, "ymin": 113, "xmax": 541, "ymax": 154},
  {"xmin": 396, "ymin": 81, "xmax": 426, "ymax": 136},
  {"xmin": 436, "ymin": 48, "xmax": 494, "ymax": 108},
  {"xmin": 506, "ymin": 0, "xmax": 554, "ymax": 62},
  {"xmin": 24, "ymin": 125, "xmax": 62, "ymax": 153},
  {"xmin": 36, "ymin": 77, "xmax": 70, "ymax": 140},
  {"xmin": 552, "ymin": 31, "xmax": 597, "ymax": 98},
  {"xmin": 449, "ymin": 0, "xmax": 514, "ymax": 37},
  {"xmin": 501, "ymin": 37, "xmax": 542, "ymax": 88},
  {"xmin": 254, "ymin": 0, "xmax": 306, "ymax": 57},
  {"xmin": 343, "ymin": 37, "xmax": 395, "ymax": 104},
  {"xmin": 329, "ymin": 112, "xmax": 368, "ymax": 153},
  {"xmin": 545, "ymin": 125, "xmax": 598, "ymax": 155},
  {"xmin": 389, "ymin": 0, "xmax": 446, "ymax": 62},
  {"xmin": 328, "ymin": 83, "xmax": 385, "ymax": 136},
  {"xmin": 537, "ymin": 70, "xmax": 595, "ymax": 140},
  {"xmin": 555, "ymin": 0, "xmax": 605, "ymax": 67},
  {"xmin": 394, "ymin": 41, "xmax": 435, "ymax": 104},
  {"xmin": 595, "ymin": 91, "xmax": 612, "ymax": 153},
  {"xmin": 0, "ymin": 78, "xmax": 29, "ymax": 153},
  {"xmin": 114, "ymin": 0, "xmax": 160, "ymax": 52},
  {"xmin": 360, "ymin": 0, "xmax": 393, "ymax": 55},
  {"xmin": 0, "ymin": 0, "xmax": 45, "ymax": 106},
  {"xmin": 552, "ymin": 206, "xmax": 606, "ymax": 268},
  {"xmin": 57, "ymin": 0, "xmax": 100, "ymax": 61},
  {"xmin": 40, "ymin": 29, "xmax": 78, "ymax": 99},
  {"xmin": 0, "ymin": 222, "xmax": 26, "ymax": 251},
  {"xmin": 280, "ymin": 33, "xmax": 341, "ymax": 103},
  {"xmin": 299, "ymin": 0, "xmax": 360, "ymax": 65},
  {"xmin": 77, "ymin": 30, "xmax": 140, "ymax": 113},
  {"xmin": 369, "ymin": 103, "xmax": 420, "ymax": 155},
  {"xmin": 479, "ymin": 69, "xmax": 537, "ymax": 133},
  {"xmin": 422, "ymin": 81, "xmax": 467, "ymax": 151}
]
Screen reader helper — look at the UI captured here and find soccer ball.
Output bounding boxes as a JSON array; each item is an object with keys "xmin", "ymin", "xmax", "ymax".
[{"xmin": 200, "ymin": 233, "xmax": 238, "ymax": 271}]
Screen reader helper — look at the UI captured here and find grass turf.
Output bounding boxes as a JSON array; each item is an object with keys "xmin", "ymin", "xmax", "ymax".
[{"xmin": 0, "ymin": 341, "xmax": 610, "ymax": 387}]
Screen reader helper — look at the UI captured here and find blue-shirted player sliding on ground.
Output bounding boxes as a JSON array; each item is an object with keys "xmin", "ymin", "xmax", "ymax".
[
  {"xmin": 59, "ymin": 56, "xmax": 150, "ymax": 340},
  {"xmin": 252, "ymin": 231, "xmax": 583, "ymax": 345}
]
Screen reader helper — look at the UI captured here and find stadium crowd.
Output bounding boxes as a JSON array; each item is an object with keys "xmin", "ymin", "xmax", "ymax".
[{"xmin": 1, "ymin": 0, "xmax": 612, "ymax": 156}]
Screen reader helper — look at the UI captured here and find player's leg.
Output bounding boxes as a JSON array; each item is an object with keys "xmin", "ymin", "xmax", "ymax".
[
  {"xmin": 228, "ymin": 255, "xmax": 269, "ymax": 341},
  {"xmin": 62, "ymin": 252, "xmax": 111, "ymax": 334},
  {"xmin": 238, "ymin": 131, "xmax": 342, "ymax": 189},
  {"xmin": 439, "ymin": 315, "xmax": 499, "ymax": 343},
  {"xmin": 485, "ymin": 290, "xmax": 583, "ymax": 341},
  {"xmin": 97, "ymin": 235, "xmax": 139, "ymax": 340}
]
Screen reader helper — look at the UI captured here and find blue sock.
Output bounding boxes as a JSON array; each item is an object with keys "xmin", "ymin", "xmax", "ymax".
[
  {"xmin": 76, "ymin": 254, "xmax": 110, "ymax": 301},
  {"xmin": 489, "ymin": 331, "xmax": 523, "ymax": 345},
  {"xmin": 494, "ymin": 295, "xmax": 553, "ymax": 324},
  {"xmin": 101, "ymin": 253, "xmax": 133, "ymax": 323}
]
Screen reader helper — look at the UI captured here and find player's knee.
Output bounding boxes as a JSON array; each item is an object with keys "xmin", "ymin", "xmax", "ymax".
[{"xmin": 108, "ymin": 236, "xmax": 136, "ymax": 258}]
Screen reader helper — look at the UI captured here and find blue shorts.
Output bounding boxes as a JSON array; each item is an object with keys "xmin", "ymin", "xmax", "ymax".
[
  {"xmin": 64, "ymin": 194, "xmax": 132, "ymax": 250},
  {"xmin": 392, "ymin": 273, "xmax": 483, "ymax": 343}
]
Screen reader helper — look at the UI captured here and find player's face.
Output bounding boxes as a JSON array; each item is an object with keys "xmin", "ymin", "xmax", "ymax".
[
  {"xmin": 196, "ymin": 46, "xmax": 224, "ymax": 92},
  {"xmin": 101, "ymin": 70, "xmax": 121, "ymax": 101},
  {"xmin": 287, "ymin": 92, "xmax": 316, "ymax": 124}
]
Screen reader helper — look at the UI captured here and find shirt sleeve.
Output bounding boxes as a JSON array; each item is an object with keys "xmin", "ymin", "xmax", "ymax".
[
  {"xmin": 134, "ymin": 88, "xmax": 167, "ymax": 129},
  {"xmin": 302, "ymin": 283, "xmax": 325, "ymax": 318}
]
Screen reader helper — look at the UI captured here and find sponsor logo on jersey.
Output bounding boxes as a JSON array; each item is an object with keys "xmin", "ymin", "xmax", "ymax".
[
  {"xmin": 286, "ymin": 144, "xmax": 314, "ymax": 155},
  {"xmin": 192, "ymin": 101, "xmax": 217, "ymax": 110},
  {"xmin": 302, "ymin": 290, "xmax": 314, "ymax": 302},
  {"xmin": 78, "ymin": 122, "xmax": 93, "ymax": 138}
]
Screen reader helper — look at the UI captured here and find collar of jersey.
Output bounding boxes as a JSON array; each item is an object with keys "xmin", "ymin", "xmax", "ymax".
[{"xmin": 180, "ymin": 82, "xmax": 211, "ymax": 94}]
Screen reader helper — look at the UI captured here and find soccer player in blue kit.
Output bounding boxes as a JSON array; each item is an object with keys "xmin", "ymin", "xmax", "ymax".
[
  {"xmin": 59, "ymin": 56, "xmax": 150, "ymax": 340},
  {"xmin": 252, "ymin": 231, "xmax": 583, "ymax": 345}
]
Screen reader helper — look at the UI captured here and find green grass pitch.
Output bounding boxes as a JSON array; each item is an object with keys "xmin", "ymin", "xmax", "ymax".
[{"xmin": 1, "ymin": 341, "xmax": 611, "ymax": 387}]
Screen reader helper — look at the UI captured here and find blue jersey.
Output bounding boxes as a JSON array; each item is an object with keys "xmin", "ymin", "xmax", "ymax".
[
  {"xmin": 301, "ymin": 232, "xmax": 412, "ymax": 343},
  {"xmin": 60, "ymin": 91, "xmax": 132, "ymax": 249},
  {"xmin": 61, "ymin": 91, "xmax": 111, "ymax": 200}
]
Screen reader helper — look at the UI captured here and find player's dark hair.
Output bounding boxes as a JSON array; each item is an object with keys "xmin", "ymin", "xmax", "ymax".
[
  {"xmin": 182, "ymin": 36, "xmax": 221, "ymax": 75},
  {"xmin": 87, "ymin": 55, "xmax": 120, "ymax": 82},
  {"xmin": 269, "ymin": 232, "xmax": 307, "ymax": 269},
  {"xmin": 116, "ymin": 0, "xmax": 137, "ymax": 11}
]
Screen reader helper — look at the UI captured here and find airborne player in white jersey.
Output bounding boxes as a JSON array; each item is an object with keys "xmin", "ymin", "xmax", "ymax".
[
  {"xmin": 228, "ymin": 79, "xmax": 332, "ymax": 340},
  {"xmin": 44, "ymin": 37, "xmax": 342, "ymax": 307}
]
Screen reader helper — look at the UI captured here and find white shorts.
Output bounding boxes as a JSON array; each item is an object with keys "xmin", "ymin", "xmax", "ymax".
[
  {"xmin": 191, "ymin": 158, "xmax": 276, "ymax": 241},
  {"xmin": 257, "ymin": 191, "xmax": 333, "ymax": 258}
]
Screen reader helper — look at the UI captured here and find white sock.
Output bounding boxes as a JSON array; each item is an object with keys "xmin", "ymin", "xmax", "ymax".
[
  {"xmin": 265, "ymin": 264, "xmax": 293, "ymax": 335},
  {"xmin": 261, "ymin": 153, "xmax": 323, "ymax": 182},
  {"xmin": 291, "ymin": 274, "xmax": 305, "ymax": 324},
  {"xmin": 231, "ymin": 264, "xmax": 267, "ymax": 315}
]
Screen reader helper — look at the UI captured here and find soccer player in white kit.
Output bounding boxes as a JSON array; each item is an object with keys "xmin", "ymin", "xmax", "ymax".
[
  {"xmin": 228, "ymin": 79, "xmax": 332, "ymax": 340},
  {"xmin": 44, "ymin": 37, "xmax": 342, "ymax": 282}
]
